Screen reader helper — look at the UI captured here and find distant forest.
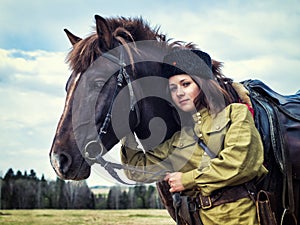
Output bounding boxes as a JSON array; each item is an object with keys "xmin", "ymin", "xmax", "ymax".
[{"xmin": 0, "ymin": 168, "xmax": 165, "ymax": 210}]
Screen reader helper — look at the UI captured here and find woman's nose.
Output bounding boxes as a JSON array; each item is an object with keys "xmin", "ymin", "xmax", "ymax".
[{"xmin": 176, "ymin": 87, "xmax": 185, "ymax": 96}]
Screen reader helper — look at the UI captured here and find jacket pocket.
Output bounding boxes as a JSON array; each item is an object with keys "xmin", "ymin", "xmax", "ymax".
[
  {"xmin": 205, "ymin": 118, "xmax": 231, "ymax": 155},
  {"xmin": 172, "ymin": 137, "xmax": 196, "ymax": 150}
]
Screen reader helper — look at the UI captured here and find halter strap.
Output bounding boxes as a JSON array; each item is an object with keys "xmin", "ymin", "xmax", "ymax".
[
  {"xmin": 97, "ymin": 47, "xmax": 140, "ymax": 139},
  {"xmin": 83, "ymin": 47, "xmax": 142, "ymax": 185},
  {"xmin": 102, "ymin": 52, "xmax": 126, "ymax": 67},
  {"xmin": 102, "ymin": 48, "xmax": 139, "ymax": 111}
]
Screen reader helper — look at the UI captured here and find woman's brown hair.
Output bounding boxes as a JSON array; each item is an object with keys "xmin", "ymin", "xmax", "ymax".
[{"xmin": 192, "ymin": 76, "xmax": 234, "ymax": 114}]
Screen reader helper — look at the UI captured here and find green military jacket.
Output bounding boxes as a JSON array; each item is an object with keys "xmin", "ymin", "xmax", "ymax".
[{"xmin": 121, "ymin": 103, "xmax": 268, "ymax": 197}]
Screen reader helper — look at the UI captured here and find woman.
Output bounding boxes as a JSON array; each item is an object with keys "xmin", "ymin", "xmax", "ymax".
[{"xmin": 121, "ymin": 49, "xmax": 268, "ymax": 224}]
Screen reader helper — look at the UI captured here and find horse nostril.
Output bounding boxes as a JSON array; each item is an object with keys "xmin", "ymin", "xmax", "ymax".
[{"xmin": 59, "ymin": 152, "xmax": 72, "ymax": 175}]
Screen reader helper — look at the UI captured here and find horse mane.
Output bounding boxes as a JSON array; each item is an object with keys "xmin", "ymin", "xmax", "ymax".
[
  {"xmin": 66, "ymin": 17, "xmax": 166, "ymax": 74},
  {"xmin": 66, "ymin": 16, "xmax": 238, "ymax": 101}
]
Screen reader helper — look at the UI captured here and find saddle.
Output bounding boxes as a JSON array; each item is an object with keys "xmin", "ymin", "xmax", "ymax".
[
  {"xmin": 242, "ymin": 79, "xmax": 300, "ymax": 225},
  {"xmin": 242, "ymin": 79, "xmax": 300, "ymax": 180}
]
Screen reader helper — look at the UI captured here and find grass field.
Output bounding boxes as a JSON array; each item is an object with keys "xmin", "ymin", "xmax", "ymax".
[{"xmin": 0, "ymin": 209, "xmax": 175, "ymax": 225}]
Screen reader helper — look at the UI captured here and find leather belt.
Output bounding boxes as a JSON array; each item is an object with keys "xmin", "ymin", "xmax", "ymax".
[{"xmin": 195, "ymin": 184, "xmax": 254, "ymax": 210}]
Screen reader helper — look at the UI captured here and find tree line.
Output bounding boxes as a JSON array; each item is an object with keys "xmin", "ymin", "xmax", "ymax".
[{"xmin": 0, "ymin": 168, "xmax": 164, "ymax": 210}]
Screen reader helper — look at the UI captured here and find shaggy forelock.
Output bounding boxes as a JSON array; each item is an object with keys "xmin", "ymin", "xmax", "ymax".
[{"xmin": 66, "ymin": 17, "xmax": 166, "ymax": 75}]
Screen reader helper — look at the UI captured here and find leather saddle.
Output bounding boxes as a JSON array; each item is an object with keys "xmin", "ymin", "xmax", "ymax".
[
  {"xmin": 248, "ymin": 80, "xmax": 300, "ymax": 106},
  {"xmin": 242, "ymin": 79, "xmax": 300, "ymax": 180},
  {"xmin": 242, "ymin": 79, "xmax": 300, "ymax": 225}
]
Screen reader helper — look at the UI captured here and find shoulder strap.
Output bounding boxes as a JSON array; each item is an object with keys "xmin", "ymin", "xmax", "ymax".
[
  {"xmin": 192, "ymin": 126, "xmax": 218, "ymax": 159},
  {"xmin": 196, "ymin": 138, "xmax": 217, "ymax": 159}
]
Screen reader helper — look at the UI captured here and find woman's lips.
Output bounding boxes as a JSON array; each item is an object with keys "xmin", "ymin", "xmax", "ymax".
[{"xmin": 179, "ymin": 99, "xmax": 189, "ymax": 105}]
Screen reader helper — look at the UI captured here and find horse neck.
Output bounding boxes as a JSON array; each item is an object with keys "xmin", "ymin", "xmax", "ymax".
[{"xmin": 132, "ymin": 93, "xmax": 180, "ymax": 150}]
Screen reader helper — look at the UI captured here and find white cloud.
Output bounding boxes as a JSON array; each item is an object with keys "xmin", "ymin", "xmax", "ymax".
[
  {"xmin": 0, "ymin": 49, "xmax": 70, "ymax": 179},
  {"xmin": 148, "ymin": 3, "xmax": 300, "ymax": 95},
  {"xmin": 0, "ymin": 49, "xmax": 69, "ymax": 94},
  {"xmin": 152, "ymin": 2, "xmax": 300, "ymax": 60},
  {"xmin": 222, "ymin": 55, "xmax": 300, "ymax": 94}
]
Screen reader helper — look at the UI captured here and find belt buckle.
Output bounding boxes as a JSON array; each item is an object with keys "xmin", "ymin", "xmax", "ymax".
[{"xmin": 200, "ymin": 195, "xmax": 212, "ymax": 209}]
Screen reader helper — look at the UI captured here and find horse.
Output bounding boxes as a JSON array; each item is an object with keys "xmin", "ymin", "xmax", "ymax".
[
  {"xmin": 49, "ymin": 15, "xmax": 180, "ymax": 180},
  {"xmin": 49, "ymin": 15, "xmax": 300, "ymax": 225}
]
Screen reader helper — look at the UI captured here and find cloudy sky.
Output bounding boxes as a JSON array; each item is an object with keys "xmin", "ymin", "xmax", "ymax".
[{"xmin": 0, "ymin": 0, "xmax": 299, "ymax": 187}]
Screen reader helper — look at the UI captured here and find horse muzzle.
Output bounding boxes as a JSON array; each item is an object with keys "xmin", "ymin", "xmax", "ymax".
[{"xmin": 49, "ymin": 147, "xmax": 91, "ymax": 180}]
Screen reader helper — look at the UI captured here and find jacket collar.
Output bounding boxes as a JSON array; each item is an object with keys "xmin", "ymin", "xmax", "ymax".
[{"xmin": 192, "ymin": 107, "xmax": 210, "ymax": 123}]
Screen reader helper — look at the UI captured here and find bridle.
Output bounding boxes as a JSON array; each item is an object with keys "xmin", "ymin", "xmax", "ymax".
[
  {"xmin": 97, "ymin": 47, "xmax": 139, "ymax": 142},
  {"xmin": 82, "ymin": 46, "xmax": 165, "ymax": 184}
]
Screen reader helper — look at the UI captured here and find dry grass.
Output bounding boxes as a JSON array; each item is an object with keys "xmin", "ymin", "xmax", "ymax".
[{"xmin": 0, "ymin": 209, "xmax": 175, "ymax": 225}]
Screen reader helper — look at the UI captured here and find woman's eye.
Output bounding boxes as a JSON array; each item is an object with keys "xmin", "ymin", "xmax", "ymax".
[{"xmin": 183, "ymin": 82, "xmax": 191, "ymax": 87}]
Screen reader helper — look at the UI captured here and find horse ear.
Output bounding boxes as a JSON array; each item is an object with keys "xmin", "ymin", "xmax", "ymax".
[
  {"xmin": 64, "ymin": 29, "xmax": 82, "ymax": 46},
  {"xmin": 95, "ymin": 15, "xmax": 112, "ymax": 49}
]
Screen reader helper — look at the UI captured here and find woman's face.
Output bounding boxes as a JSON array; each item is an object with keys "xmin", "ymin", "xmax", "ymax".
[{"xmin": 168, "ymin": 74, "xmax": 201, "ymax": 112}]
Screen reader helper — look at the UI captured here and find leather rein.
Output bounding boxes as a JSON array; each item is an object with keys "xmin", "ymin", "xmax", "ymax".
[{"xmin": 82, "ymin": 47, "xmax": 164, "ymax": 184}]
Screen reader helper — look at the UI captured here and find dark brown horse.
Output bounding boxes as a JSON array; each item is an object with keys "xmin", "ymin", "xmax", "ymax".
[
  {"xmin": 50, "ymin": 15, "xmax": 299, "ymax": 225},
  {"xmin": 49, "ymin": 15, "xmax": 182, "ymax": 181}
]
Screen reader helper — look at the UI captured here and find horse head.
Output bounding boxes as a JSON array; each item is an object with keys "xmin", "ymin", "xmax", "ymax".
[{"xmin": 49, "ymin": 15, "xmax": 182, "ymax": 181}]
